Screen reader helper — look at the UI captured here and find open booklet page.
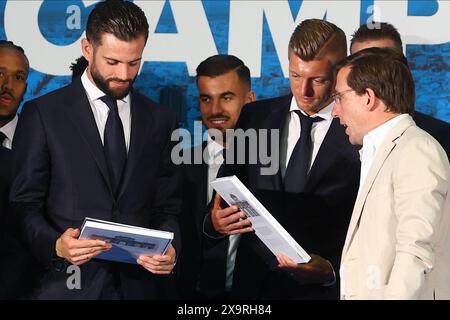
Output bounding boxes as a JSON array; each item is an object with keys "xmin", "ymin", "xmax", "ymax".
[{"xmin": 211, "ymin": 176, "xmax": 311, "ymax": 263}]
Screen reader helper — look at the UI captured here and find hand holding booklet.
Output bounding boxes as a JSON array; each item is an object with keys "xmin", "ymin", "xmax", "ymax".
[
  {"xmin": 211, "ymin": 176, "xmax": 311, "ymax": 263},
  {"xmin": 79, "ymin": 218, "xmax": 173, "ymax": 264}
]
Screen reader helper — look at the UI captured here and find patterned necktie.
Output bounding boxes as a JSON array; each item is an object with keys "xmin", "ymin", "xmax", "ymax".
[
  {"xmin": 100, "ymin": 95, "xmax": 127, "ymax": 195},
  {"xmin": 284, "ymin": 110, "xmax": 324, "ymax": 193}
]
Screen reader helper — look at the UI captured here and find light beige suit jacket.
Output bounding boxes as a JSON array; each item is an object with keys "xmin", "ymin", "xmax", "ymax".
[{"xmin": 340, "ymin": 116, "xmax": 450, "ymax": 300}]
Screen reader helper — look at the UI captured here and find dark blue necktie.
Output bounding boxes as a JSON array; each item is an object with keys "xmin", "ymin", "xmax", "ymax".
[
  {"xmin": 100, "ymin": 95, "xmax": 127, "ymax": 195},
  {"xmin": 284, "ymin": 110, "xmax": 323, "ymax": 193},
  {"xmin": 0, "ymin": 132, "xmax": 7, "ymax": 148}
]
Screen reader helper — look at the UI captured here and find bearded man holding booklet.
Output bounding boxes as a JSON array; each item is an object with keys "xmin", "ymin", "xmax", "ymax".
[{"xmin": 9, "ymin": 1, "xmax": 181, "ymax": 299}]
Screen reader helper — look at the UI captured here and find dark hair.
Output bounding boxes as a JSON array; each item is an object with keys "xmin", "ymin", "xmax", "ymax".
[
  {"xmin": 70, "ymin": 56, "xmax": 89, "ymax": 81},
  {"xmin": 86, "ymin": 0, "xmax": 149, "ymax": 46},
  {"xmin": 0, "ymin": 40, "xmax": 29, "ymax": 72},
  {"xmin": 288, "ymin": 19, "xmax": 347, "ymax": 64},
  {"xmin": 336, "ymin": 47, "xmax": 415, "ymax": 115},
  {"xmin": 350, "ymin": 22, "xmax": 403, "ymax": 53},
  {"xmin": 196, "ymin": 54, "xmax": 251, "ymax": 89}
]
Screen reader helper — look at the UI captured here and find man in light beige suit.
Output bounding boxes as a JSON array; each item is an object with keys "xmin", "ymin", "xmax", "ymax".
[{"xmin": 332, "ymin": 47, "xmax": 450, "ymax": 299}]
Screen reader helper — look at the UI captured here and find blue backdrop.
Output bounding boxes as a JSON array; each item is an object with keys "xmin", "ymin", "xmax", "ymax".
[{"xmin": 1, "ymin": 0, "xmax": 449, "ymax": 134}]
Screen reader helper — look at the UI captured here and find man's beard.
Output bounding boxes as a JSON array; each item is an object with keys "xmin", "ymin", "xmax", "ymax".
[{"xmin": 91, "ymin": 63, "xmax": 136, "ymax": 100}]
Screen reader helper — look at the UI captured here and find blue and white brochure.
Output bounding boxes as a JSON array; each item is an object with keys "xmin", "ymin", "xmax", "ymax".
[{"xmin": 79, "ymin": 218, "xmax": 173, "ymax": 264}]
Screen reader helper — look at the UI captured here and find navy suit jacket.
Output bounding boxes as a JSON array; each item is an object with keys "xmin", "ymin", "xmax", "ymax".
[
  {"xmin": 9, "ymin": 79, "xmax": 182, "ymax": 299},
  {"xmin": 0, "ymin": 136, "xmax": 38, "ymax": 299},
  {"xmin": 206, "ymin": 95, "xmax": 361, "ymax": 299},
  {"xmin": 178, "ymin": 143, "xmax": 230, "ymax": 299},
  {"xmin": 0, "ymin": 146, "xmax": 10, "ymax": 228}
]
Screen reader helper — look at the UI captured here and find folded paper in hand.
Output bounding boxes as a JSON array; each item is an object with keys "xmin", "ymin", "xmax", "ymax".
[
  {"xmin": 211, "ymin": 176, "xmax": 311, "ymax": 263},
  {"xmin": 79, "ymin": 217, "xmax": 173, "ymax": 264}
]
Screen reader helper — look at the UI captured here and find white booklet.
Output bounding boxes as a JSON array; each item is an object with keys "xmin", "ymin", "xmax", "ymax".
[
  {"xmin": 211, "ymin": 176, "xmax": 311, "ymax": 263},
  {"xmin": 79, "ymin": 217, "xmax": 173, "ymax": 264}
]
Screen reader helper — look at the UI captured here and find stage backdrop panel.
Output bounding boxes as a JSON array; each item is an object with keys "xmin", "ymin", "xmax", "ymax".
[{"xmin": 1, "ymin": 0, "xmax": 449, "ymax": 135}]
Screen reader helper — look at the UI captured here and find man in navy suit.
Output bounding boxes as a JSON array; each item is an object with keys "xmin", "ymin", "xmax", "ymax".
[
  {"xmin": 0, "ymin": 40, "xmax": 36, "ymax": 299},
  {"xmin": 178, "ymin": 55, "xmax": 255, "ymax": 299},
  {"xmin": 10, "ymin": 0, "xmax": 181, "ymax": 299},
  {"xmin": 350, "ymin": 22, "xmax": 450, "ymax": 157},
  {"xmin": 204, "ymin": 19, "xmax": 361, "ymax": 299}
]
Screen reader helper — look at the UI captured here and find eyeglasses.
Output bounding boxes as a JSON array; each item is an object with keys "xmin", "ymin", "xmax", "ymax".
[{"xmin": 332, "ymin": 89, "xmax": 354, "ymax": 104}]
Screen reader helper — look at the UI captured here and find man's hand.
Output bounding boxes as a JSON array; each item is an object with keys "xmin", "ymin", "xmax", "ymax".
[
  {"xmin": 276, "ymin": 253, "xmax": 335, "ymax": 285},
  {"xmin": 211, "ymin": 194, "xmax": 254, "ymax": 235},
  {"xmin": 55, "ymin": 228, "xmax": 112, "ymax": 266},
  {"xmin": 137, "ymin": 244, "xmax": 177, "ymax": 275}
]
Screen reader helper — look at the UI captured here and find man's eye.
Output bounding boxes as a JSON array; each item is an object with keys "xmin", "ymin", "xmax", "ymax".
[
  {"xmin": 107, "ymin": 61, "xmax": 117, "ymax": 65},
  {"xmin": 313, "ymin": 78, "xmax": 328, "ymax": 85},
  {"xmin": 200, "ymin": 97, "xmax": 210, "ymax": 103}
]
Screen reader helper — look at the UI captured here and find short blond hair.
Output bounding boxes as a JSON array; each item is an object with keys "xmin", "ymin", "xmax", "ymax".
[{"xmin": 288, "ymin": 19, "xmax": 347, "ymax": 65}]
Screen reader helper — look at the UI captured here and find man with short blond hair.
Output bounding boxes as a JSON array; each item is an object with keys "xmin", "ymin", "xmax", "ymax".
[{"xmin": 204, "ymin": 19, "xmax": 360, "ymax": 299}]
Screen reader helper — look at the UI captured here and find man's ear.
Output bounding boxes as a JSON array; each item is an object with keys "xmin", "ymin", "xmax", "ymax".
[
  {"xmin": 81, "ymin": 38, "xmax": 93, "ymax": 62},
  {"xmin": 246, "ymin": 90, "xmax": 256, "ymax": 103},
  {"xmin": 364, "ymin": 88, "xmax": 377, "ymax": 112}
]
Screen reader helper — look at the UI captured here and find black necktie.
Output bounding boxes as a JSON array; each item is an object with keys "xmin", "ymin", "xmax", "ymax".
[
  {"xmin": 100, "ymin": 95, "xmax": 127, "ymax": 195},
  {"xmin": 0, "ymin": 132, "xmax": 8, "ymax": 149},
  {"xmin": 284, "ymin": 110, "xmax": 323, "ymax": 193}
]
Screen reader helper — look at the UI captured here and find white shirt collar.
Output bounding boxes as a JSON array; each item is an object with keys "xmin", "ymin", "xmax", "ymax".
[
  {"xmin": 80, "ymin": 69, "xmax": 130, "ymax": 105},
  {"xmin": 0, "ymin": 115, "xmax": 18, "ymax": 147},
  {"xmin": 289, "ymin": 96, "xmax": 334, "ymax": 121},
  {"xmin": 359, "ymin": 114, "xmax": 409, "ymax": 160}
]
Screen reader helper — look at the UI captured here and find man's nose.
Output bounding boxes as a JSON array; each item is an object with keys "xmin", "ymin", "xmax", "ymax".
[
  {"xmin": 116, "ymin": 64, "xmax": 132, "ymax": 80},
  {"xmin": 211, "ymin": 99, "xmax": 223, "ymax": 114},
  {"xmin": 331, "ymin": 103, "xmax": 340, "ymax": 118},
  {"xmin": 300, "ymin": 79, "xmax": 313, "ymax": 97}
]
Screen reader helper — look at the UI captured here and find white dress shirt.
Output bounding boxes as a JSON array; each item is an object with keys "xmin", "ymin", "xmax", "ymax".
[
  {"xmin": 81, "ymin": 69, "xmax": 132, "ymax": 152},
  {"xmin": 0, "ymin": 115, "xmax": 18, "ymax": 150},
  {"xmin": 281, "ymin": 97, "xmax": 334, "ymax": 178},
  {"xmin": 205, "ymin": 135, "xmax": 241, "ymax": 292},
  {"xmin": 359, "ymin": 114, "xmax": 409, "ymax": 189}
]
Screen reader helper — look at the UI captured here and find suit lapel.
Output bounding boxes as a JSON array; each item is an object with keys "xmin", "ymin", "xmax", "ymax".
[
  {"xmin": 306, "ymin": 118, "xmax": 351, "ymax": 191},
  {"xmin": 256, "ymin": 96, "xmax": 291, "ymax": 191},
  {"xmin": 65, "ymin": 79, "xmax": 112, "ymax": 193},
  {"xmin": 197, "ymin": 162, "xmax": 209, "ymax": 232},
  {"xmin": 342, "ymin": 117, "xmax": 415, "ymax": 255},
  {"xmin": 118, "ymin": 91, "xmax": 150, "ymax": 200},
  {"xmin": 194, "ymin": 142, "xmax": 209, "ymax": 232}
]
